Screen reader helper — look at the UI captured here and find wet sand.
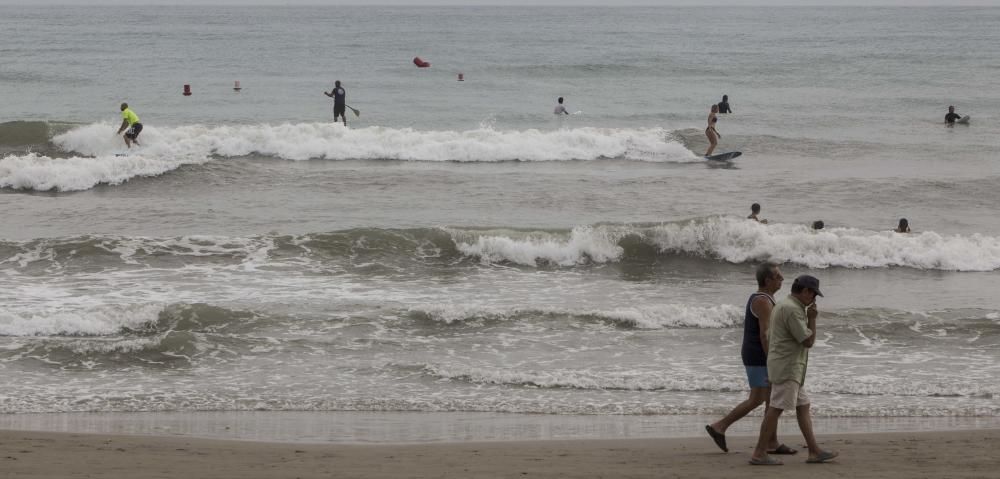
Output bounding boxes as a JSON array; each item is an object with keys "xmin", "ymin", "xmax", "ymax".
[{"xmin": 2, "ymin": 427, "xmax": 997, "ymax": 478}]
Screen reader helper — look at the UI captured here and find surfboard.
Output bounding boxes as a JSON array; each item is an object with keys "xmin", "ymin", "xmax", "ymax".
[
  {"xmin": 957, "ymin": 115, "xmax": 971, "ymax": 124},
  {"xmin": 705, "ymin": 151, "xmax": 742, "ymax": 161}
]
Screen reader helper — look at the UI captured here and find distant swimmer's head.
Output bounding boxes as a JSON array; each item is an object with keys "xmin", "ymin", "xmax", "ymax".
[
  {"xmin": 751, "ymin": 203, "xmax": 761, "ymax": 214},
  {"xmin": 722, "ymin": 95, "xmax": 729, "ymax": 102},
  {"xmin": 558, "ymin": 97, "xmax": 564, "ymax": 104},
  {"xmin": 948, "ymin": 105, "xmax": 955, "ymax": 112},
  {"xmin": 120, "ymin": 103, "xmax": 128, "ymax": 111},
  {"xmin": 711, "ymin": 104, "xmax": 719, "ymax": 113},
  {"xmin": 896, "ymin": 218, "xmax": 910, "ymax": 233},
  {"xmin": 335, "ymin": 80, "xmax": 341, "ymax": 87},
  {"xmin": 812, "ymin": 220, "xmax": 824, "ymax": 230}
]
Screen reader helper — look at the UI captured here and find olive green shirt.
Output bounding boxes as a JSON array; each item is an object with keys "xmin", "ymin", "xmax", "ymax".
[{"xmin": 767, "ymin": 294, "xmax": 813, "ymax": 385}]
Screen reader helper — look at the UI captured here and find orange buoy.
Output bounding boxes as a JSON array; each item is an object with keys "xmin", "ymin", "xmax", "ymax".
[
  {"xmin": 413, "ymin": 56, "xmax": 431, "ymax": 68},
  {"xmin": 233, "ymin": 80, "xmax": 242, "ymax": 91},
  {"xmin": 457, "ymin": 73, "xmax": 464, "ymax": 81},
  {"xmin": 183, "ymin": 84, "xmax": 192, "ymax": 96}
]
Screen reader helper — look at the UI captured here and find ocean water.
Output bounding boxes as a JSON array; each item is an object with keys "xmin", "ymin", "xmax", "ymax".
[{"xmin": 1, "ymin": 6, "xmax": 999, "ymax": 421}]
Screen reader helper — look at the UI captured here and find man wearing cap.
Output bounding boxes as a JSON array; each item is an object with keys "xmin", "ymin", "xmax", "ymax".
[
  {"xmin": 705, "ymin": 262, "xmax": 789, "ymax": 454},
  {"xmin": 749, "ymin": 275, "xmax": 838, "ymax": 466}
]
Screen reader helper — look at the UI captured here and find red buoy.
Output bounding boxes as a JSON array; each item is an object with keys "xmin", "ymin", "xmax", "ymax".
[
  {"xmin": 412, "ymin": 57, "xmax": 431, "ymax": 68},
  {"xmin": 183, "ymin": 84, "xmax": 192, "ymax": 96},
  {"xmin": 457, "ymin": 73, "xmax": 464, "ymax": 81},
  {"xmin": 233, "ymin": 80, "xmax": 242, "ymax": 92}
]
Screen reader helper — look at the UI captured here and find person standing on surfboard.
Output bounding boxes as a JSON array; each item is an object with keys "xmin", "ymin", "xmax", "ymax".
[
  {"xmin": 324, "ymin": 81, "xmax": 347, "ymax": 127},
  {"xmin": 116, "ymin": 102, "xmax": 142, "ymax": 149},
  {"xmin": 705, "ymin": 104, "xmax": 720, "ymax": 156},
  {"xmin": 945, "ymin": 106, "xmax": 961, "ymax": 125}
]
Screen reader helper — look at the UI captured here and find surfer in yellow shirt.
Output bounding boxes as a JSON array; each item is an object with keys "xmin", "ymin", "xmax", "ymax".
[{"xmin": 116, "ymin": 103, "xmax": 143, "ymax": 148}]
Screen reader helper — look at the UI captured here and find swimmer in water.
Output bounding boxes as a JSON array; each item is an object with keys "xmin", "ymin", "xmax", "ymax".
[
  {"xmin": 718, "ymin": 94, "xmax": 733, "ymax": 114},
  {"xmin": 894, "ymin": 218, "xmax": 911, "ymax": 233}
]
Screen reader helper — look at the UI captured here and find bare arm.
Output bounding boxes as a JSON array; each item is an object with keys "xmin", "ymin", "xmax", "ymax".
[
  {"xmin": 324, "ymin": 90, "xmax": 333, "ymax": 98},
  {"xmin": 803, "ymin": 303, "xmax": 818, "ymax": 348},
  {"xmin": 751, "ymin": 296, "xmax": 773, "ymax": 353},
  {"xmin": 116, "ymin": 119, "xmax": 128, "ymax": 134}
]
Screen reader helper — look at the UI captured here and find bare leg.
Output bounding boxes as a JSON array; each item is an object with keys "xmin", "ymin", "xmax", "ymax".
[
  {"xmin": 751, "ymin": 406, "xmax": 784, "ymax": 462},
  {"xmin": 795, "ymin": 404, "xmax": 821, "ymax": 457},
  {"xmin": 705, "ymin": 129, "xmax": 718, "ymax": 156},
  {"xmin": 711, "ymin": 387, "xmax": 766, "ymax": 433}
]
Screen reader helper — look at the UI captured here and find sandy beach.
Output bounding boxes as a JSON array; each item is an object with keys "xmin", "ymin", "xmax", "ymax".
[{"xmin": 3, "ymin": 427, "xmax": 998, "ymax": 478}]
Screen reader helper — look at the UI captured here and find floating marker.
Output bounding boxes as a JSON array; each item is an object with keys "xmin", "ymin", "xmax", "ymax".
[
  {"xmin": 233, "ymin": 80, "xmax": 242, "ymax": 91},
  {"xmin": 183, "ymin": 84, "xmax": 192, "ymax": 96},
  {"xmin": 457, "ymin": 73, "xmax": 464, "ymax": 81}
]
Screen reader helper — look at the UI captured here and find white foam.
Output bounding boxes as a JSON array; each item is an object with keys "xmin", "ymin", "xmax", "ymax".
[
  {"xmin": 451, "ymin": 225, "xmax": 627, "ymax": 266},
  {"xmin": 52, "ymin": 122, "xmax": 694, "ymax": 164},
  {"xmin": 448, "ymin": 218, "xmax": 1000, "ymax": 271},
  {"xmin": 0, "ymin": 151, "xmax": 205, "ymax": 192},
  {"xmin": 162, "ymin": 123, "xmax": 691, "ymax": 163},
  {"xmin": 0, "ymin": 303, "xmax": 164, "ymax": 336},
  {"xmin": 3, "ymin": 122, "xmax": 695, "ymax": 191},
  {"xmin": 424, "ymin": 364, "xmax": 742, "ymax": 392},
  {"xmin": 411, "ymin": 303, "xmax": 742, "ymax": 329},
  {"xmin": 645, "ymin": 217, "xmax": 1000, "ymax": 271}
]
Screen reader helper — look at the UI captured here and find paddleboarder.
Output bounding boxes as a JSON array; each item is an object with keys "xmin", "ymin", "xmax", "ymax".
[{"xmin": 325, "ymin": 80, "xmax": 347, "ymax": 127}]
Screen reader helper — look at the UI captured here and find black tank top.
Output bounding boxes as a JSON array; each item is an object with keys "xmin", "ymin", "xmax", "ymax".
[{"xmin": 741, "ymin": 292, "xmax": 774, "ymax": 366}]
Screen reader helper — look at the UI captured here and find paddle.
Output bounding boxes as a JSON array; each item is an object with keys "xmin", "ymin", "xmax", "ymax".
[{"xmin": 346, "ymin": 105, "xmax": 360, "ymax": 117}]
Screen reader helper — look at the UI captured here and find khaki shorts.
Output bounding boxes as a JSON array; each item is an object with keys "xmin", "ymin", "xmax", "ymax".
[{"xmin": 769, "ymin": 380, "xmax": 810, "ymax": 411}]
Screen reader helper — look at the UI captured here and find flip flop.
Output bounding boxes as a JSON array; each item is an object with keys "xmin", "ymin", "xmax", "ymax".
[
  {"xmin": 705, "ymin": 425, "xmax": 728, "ymax": 452},
  {"xmin": 767, "ymin": 444, "xmax": 798, "ymax": 455},
  {"xmin": 806, "ymin": 450, "xmax": 839, "ymax": 463},
  {"xmin": 749, "ymin": 456, "xmax": 783, "ymax": 466}
]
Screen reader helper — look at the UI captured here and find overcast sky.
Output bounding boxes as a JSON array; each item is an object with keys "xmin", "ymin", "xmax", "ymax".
[{"xmin": 2, "ymin": 0, "xmax": 999, "ymax": 5}]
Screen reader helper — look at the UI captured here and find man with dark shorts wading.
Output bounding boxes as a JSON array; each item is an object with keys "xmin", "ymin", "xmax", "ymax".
[
  {"xmin": 116, "ymin": 103, "xmax": 143, "ymax": 148},
  {"xmin": 325, "ymin": 80, "xmax": 347, "ymax": 127},
  {"xmin": 749, "ymin": 275, "xmax": 839, "ymax": 466},
  {"xmin": 706, "ymin": 263, "xmax": 792, "ymax": 455}
]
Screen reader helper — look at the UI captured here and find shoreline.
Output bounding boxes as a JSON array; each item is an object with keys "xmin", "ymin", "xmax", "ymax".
[
  {"xmin": 3, "ymin": 427, "xmax": 998, "ymax": 478},
  {"xmin": 2, "ymin": 411, "xmax": 999, "ymax": 445}
]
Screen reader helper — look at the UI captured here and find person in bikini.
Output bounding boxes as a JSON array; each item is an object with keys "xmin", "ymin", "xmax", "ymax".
[{"xmin": 705, "ymin": 104, "xmax": 720, "ymax": 156}]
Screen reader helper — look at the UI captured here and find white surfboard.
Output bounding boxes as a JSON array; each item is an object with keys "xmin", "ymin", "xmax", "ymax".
[{"xmin": 957, "ymin": 115, "xmax": 970, "ymax": 124}]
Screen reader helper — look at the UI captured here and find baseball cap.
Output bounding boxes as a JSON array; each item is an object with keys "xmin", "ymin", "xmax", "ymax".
[{"xmin": 793, "ymin": 275, "xmax": 824, "ymax": 297}]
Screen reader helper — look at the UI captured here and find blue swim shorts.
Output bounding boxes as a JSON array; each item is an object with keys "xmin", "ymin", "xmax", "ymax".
[{"xmin": 744, "ymin": 366, "xmax": 769, "ymax": 388}]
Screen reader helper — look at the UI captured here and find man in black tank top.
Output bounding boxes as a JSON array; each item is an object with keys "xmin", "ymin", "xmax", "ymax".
[
  {"xmin": 324, "ymin": 80, "xmax": 348, "ymax": 127},
  {"xmin": 706, "ymin": 263, "xmax": 793, "ymax": 454}
]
